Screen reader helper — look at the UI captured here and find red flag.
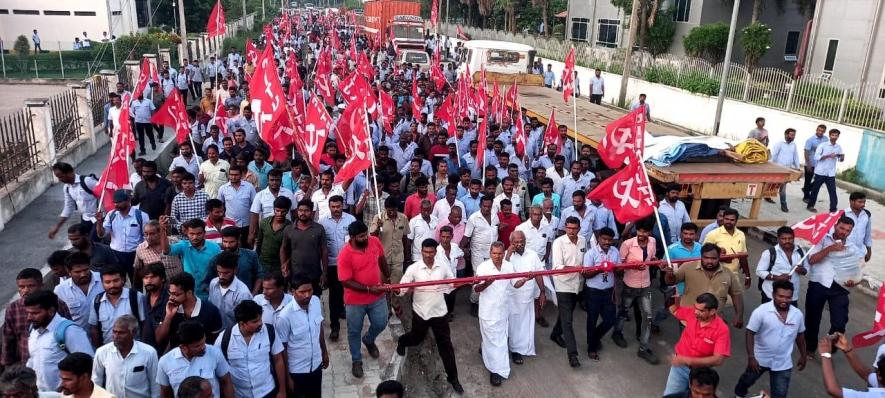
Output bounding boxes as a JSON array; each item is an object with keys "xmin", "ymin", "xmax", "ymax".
[
  {"xmin": 411, "ymin": 75, "xmax": 423, "ymax": 118},
  {"xmin": 853, "ymin": 285, "xmax": 885, "ymax": 348},
  {"xmin": 334, "ymin": 102, "xmax": 373, "ymax": 183},
  {"xmin": 245, "ymin": 40, "xmax": 259, "ymax": 65},
  {"xmin": 543, "ymin": 109, "xmax": 562, "ymax": 154},
  {"xmin": 331, "ymin": 29, "xmax": 341, "ymax": 52},
  {"xmin": 456, "ymin": 25, "xmax": 470, "ymax": 40},
  {"xmin": 504, "ymin": 83, "xmax": 518, "ymax": 110},
  {"xmin": 94, "ymin": 99, "xmax": 134, "ymax": 211},
  {"xmin": 431, "ymin": 64, "xmax": 447, "ymax": 91},
  {"xmin": 587, "ymin": 158, "xmax": 656, "ymax": 223},
  {"xmin": 212, "ymin": 92, "xmax": 228, "ymax": 137},
  {"xmin": 430, "ymin": 0, "xmax": 439, "ymax": 27},
  {"xmin": 562, "ymin": 48, "xmax": 576, "ymax": 103},
  {"xmin": 436, "ymin": 95, "xmax": 455, "ymax": 138},
  {"xmin": 207, "ymin": 0, "xmax": 227, "ymax": 39},
  {"xmin": 491, "ymin": 81, "xmax": 502, "ymax": 122},
  {"xmin": 297, "ymin": 94, "xmax": 332, "ymax": 173},
  {"xmin": 149, "ymin": 89, "xmax": 190, "ymax": 143},
  {"xmin": 251, "ymin": 44, "xmax": 288, "ymax": 161},
  {"xmin": 357, "ymin": 51, "xmax": 375, "ymax": 81},
  {"xmin": 132, "ymin": 57, "xmax": 156, "ymax": 100},
  {"xmin": 513, "ymin": 107, "xmax": 527, "ymax": 158},
  {"xmin": 792, "ymin": 210, "xmax": 845, "ymax": 246},
  {"xmin": 378, "ymin": 89, "xmax": 395, "ymax": 134},
  {"xmin": 598, "ymin": 104, "xmax": 646, "ymax": 169},
  {"xmin": 476, "ymin": 107, "xmax": 488, "ymax": 168}
]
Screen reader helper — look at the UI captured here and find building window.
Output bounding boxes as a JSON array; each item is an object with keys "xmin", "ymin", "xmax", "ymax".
[
  {"xmin": 44, "ymin": 10, "xmax": 71, "ymax": 16},
  {"xmin": 823, "ymin": 39, "xmax": 838, "ymax": 73},
  {"xmin": 571, "ymin": 18, "xmax": 589, "ymax": 41},
  {"xmin": 135, "ymin": 0, "xmax": 150, "ymax": 27},
  {"xmin": 0, "ymin": 9, "xmax": 9, "ymax": 14},
  {"xmin": 12, "ymin": 9, "xmax": 39, "ymax": 15},
  {"xmin": 111, "ymin": 11, "xmax": 122, "ymax": 15},
  {"xmin": 673, "ymin": 0, "xmax": 691, "ymax": 22},
  {"xmin": 74, "ymin": 11, "xmax": 98, "ymax": 16},
  {"xmin": 784, "ymin": 31, "xmax": 800, "ymax": 55},
  {"xmin": 596, "ymin": 19, "xmax": 619, "ymax": 48}
]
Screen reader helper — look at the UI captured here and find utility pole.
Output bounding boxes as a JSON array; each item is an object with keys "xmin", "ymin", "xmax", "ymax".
[
  {"xmin": 243, "ymin": 0, "xmax": 248, "ymax": 28},
  {"xmin": 617, "ymin": 0, "xmax": 641, "ymax": 108},
  {"xmin": 712, "ymin": 0, "xmax": 741, "ymax": 135},
  {"xmin": 177, "ymin": 0, "xmax": 187, "ymax": 65},
  {"xmin": 262, "ymin": 0, "xmax": 266, "ymax": 21},
  {"xmin": 445, "ymin": 0, "xmax": 450, "ymax": 28}
]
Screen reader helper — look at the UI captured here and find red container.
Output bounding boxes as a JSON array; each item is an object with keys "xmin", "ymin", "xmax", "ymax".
[{"xmin": 362, "ymin": 0, "xmax": 422, "ymax": 45}]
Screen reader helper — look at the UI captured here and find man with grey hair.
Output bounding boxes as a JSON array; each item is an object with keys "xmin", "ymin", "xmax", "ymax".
[
  {"xmin": 407, "ymin": 199, "xmax": 438, "ymax": 262},
  {"xmin": 92, "ymin": 315, "xmax": 159, "ymax": 398},
  {"xmin": 0, "ymin": 365, "xmax": 49, "ymax": 398},
  {"xmin": 474, "ymin": 242, "xmax": 518, "ymax": 386},
  {"xmin": 177, "ymin": 376, "xmax": 212, "ymax": 398},
  {"xmin": 505, "ymin": 231, "xmax": 546, "ymax": 365}
]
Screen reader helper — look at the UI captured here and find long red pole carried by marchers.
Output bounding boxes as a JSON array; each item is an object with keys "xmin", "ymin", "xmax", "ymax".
[{"xmin": 374, "ymin": 253, "xmax": 748, "ymax": 290}]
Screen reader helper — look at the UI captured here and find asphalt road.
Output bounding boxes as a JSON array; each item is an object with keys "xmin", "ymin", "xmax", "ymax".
[{"xmin": 406, "ymin": 237, "xmax": 882, "ymax": 397}]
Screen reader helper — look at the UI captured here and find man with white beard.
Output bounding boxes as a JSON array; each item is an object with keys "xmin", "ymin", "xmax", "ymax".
[
  {"xmin": 505, "ymin": 231, "xmax": 546, "ymax": 365},
  {"xmin": 475, "ymin": 242, "xmax": 524, "ymax": 387}
]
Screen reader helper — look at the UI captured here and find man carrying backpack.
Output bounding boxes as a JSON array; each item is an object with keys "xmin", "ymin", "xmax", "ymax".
[
  {"xmin": 88, "ymin": 265, "xmax": 145, "ymax": 346},
  {"xmin": 49, "ymin": 162, "xmax": 99, "ymax": 240},
  {"xmin": 756, "ymin": 226, "xmax": 806, "ymax": 306},
  {"xmin": 96, "ymin": 189, "xmax": 150, "ymax": 284},
  {"xmin": 214, "ymin": 300, "xmax": 287, "ymax": 398},
  {"xmin": 24, "ymin": 290, "xmax": 94, "ymax": 392}
]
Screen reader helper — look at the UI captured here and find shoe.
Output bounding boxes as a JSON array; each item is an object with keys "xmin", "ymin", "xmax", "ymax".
[
  {"xmin": 138, "ymin": 150, "xmax": 146, "ymax": 156},
  {"xmin": 637, "ymin": 348, "xmax": 660, "ymax": 365},
  {"xmin": 364, "ymin": 341, "xmax": 380, "ymax": 359},
  {"xmin": 329, "ymin": 328, "xmax": 339, "ymax": 342},
  {"xmin": 511, "ymin": 352, "xmax": 524, "ymax": 365},
  {"xmin": 396, "ymin": 342, "xmax": 406, "ymax": 356},
  {"xmin": 450, "ymin": 380, "xmax": 464, "ymax": 394},
  {"xmin": 490, "ymin": 372, "xmax": 502, "ymax": 386},
  {"xmin": 764, "ymin": 198, "xmax": 775, "ymax": 203},
  {"xmin": 650, "ymin": 324, "xmax": 662, "ymax": 336},
  {"xmin": 807, "ymin": 207, "xmax": 818, "ymax": 212},
  {"xmin": 802, "ymin": 197, "xmax": 809, "ymax": 203},
  {"xmin": 588, "ymin": 351, "xmax": 600, "ymax": 361},
  {"xmin": 612, "ymin": 333, "xmax": 627, "ymax": 348},
  {"xmin": 352, "ymin": 362, "xmax": 364, "ymax": 378},
  {"xmin": 536, "ymin": 317, "xmax": 550, "ymax": 328},
  {"xmin": 568, "ymin": 355, "xmax": 581, "ymax": 368},
  {"xmin": 151, "ymin": 145, "xmax": 157, "ymax": 151},
  {"xmin": 550, "ymin": 334, "xmax": 567, "ymax": 348},
  {"xmin": 781, "ymin": 205, "xmax": 789, "ymax": 212}
]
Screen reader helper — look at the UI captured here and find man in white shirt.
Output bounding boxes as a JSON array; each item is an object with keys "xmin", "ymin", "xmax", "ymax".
[
  {"xmin": 589, "ymin": 68, "xmax": 604, "ymax": 105},
  {"xmin": 734, "ymin": 280, "xmax": 807, "ymax": 398},
  {"xmin": 550, "ymin": 217, "xmax": 587, "ymax": 368},
  {"xmin": 275, "ymin": 277, "xmax": 329, "ymax": 397},
  {"xmin": 474, "ymin": 242, "xmax": 516, "ymax": 387},
  {"xmin": 207, "ymin": 253, "xmax": 252, "ymax": 329},
  {"xmin": 770, "ymin": 128, "xmax": 801, "ymax": 212},
  {"xmin": 252, "ymin": 273, "xmax": 293, "ymax": 326},
  {"xmin": 213, "ymin": 300, "xmax": 287, "ymax": 398},
  {"xmin": 505, "ymin": 231, "xmax": 546, "ymax": 365},
  {"xmin": 395, "ymin": 239, "xmax": 464, "ymax": 394},
  {"xmin": 807, "ymin": 129, "xmax": 844, "ymax": 213},
  {"xmin": 49, "ymin": 162, "xmax": 99, "ymax": 240},
  {"xmin": 25, "ymin": 291, "xmax": 94, "ymax": 392},
  {"xmin": 463, "ymin": 195, "xmax": 499, "ymax": 315},
  {"xmin": 92, "ymin": 315, "xmax": 159, "ymax": 398},
  {"xmin": 845, "ymin": 192, "xmax": 873, "ymax": 263},
  {"xmin": 432, "ymin": 185, "xmax": 465, "ymax": 222},
  {"xmin": 658, "ymin": 184, "xmax": 691, "ymax": 245},
  {"xmin": 757, "ymin": 226, "xmax": 806, "ymax": 305},
  {"xmin": 157, "ymin": 321, "xmax": 234, "ymax": 398},
  {"xmin": 168, "ymin": 142, "xmax": 203, "ymax": 184},
  {"xmin": 53, "ymin": 252, "xmax": 104, "ymax": 329}
]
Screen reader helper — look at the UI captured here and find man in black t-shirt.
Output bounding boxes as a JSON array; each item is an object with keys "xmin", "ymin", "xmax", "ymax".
[{"xmin": 154, "ymin": 273, "xmax": 223, "ymax": 351}]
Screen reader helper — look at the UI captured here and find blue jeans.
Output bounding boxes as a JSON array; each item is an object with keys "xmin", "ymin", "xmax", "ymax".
[
  {"xmin": 663, "ymin": 365, "xmax": 690, "ymax": 395},
  {"xmin": 808, "ymin": 174, "xmax": 837, "ymax": 212},
  {"xmin": 734, "ymin": 366, "xmax": 792, "ymax": 398},
  {"xmin": 345, "ymin": 297, "xmax": 389, "ymax": 362}
]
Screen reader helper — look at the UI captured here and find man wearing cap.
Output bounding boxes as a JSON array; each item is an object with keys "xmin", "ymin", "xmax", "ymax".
[{"xmin": 96, "ymin": 189, "xmax": 150, "ymax": 283}]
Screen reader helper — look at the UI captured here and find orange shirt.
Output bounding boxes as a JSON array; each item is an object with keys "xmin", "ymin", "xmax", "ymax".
[
  {"xmin": 674, "ymin": 306, "xmax": 731, "ymax": 358},
  {"xmin": 619, "ymin": 237, "xmax": 656, "ymax": 288},
  {"xmin": 338, "ymin": 236, "xmax": 386, "ymax": 305}
]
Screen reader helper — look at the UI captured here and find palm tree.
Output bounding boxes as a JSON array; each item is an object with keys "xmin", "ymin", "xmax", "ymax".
[{"xmin": 532, "ymin": 0, "xmax": 549, "ymax": 37}]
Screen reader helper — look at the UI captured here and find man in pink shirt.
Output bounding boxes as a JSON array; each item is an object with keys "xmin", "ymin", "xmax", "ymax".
[
  {"xmin": 404, "ymin": 177, "xmax": 437, "ymax": 219},
  {"xmin": 434, "ymin": 206, "xmax": 466, "ymax": 247},
  {"xmin": 614, "ymin": 217, "xmax": 659, "ymax": 364}
]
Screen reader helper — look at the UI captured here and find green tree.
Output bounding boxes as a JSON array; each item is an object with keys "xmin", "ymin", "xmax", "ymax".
[
  {"xmin": 682, "ymin": 22, "xmax": 729, "ymax": 63},
  {"xmin": 13, "ymin": 35, "xmax": 30, "ymax": 56},
  {"xmin": 739, "ymin": 22, "xmax": 771, "ymax": 72},
  {"xmin": 646, "ymin": 9, "xmax": 675, "ymax": 55}
]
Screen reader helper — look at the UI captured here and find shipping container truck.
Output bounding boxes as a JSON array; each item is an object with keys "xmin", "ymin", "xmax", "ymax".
[{"xmin": 360, "ymin": 0, "xmax": 425, "ymax": 50}]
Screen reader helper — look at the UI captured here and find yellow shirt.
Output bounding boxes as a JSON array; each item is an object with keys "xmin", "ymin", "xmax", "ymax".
[
  {"xmin": 703, "ymin": 226, "xmax": 747, "ymax": 273},
  {"xmin": 199, "ymin": 159, "xmax": 230, "ymax": 199},
  {"xmin": 62, "ymin": 385, "xmax": 116, "ymax": 398}
]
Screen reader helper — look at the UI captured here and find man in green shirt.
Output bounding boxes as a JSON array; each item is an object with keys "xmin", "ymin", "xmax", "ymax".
[{"xmin": 255, "ymin": 196, "xmax": 292, "ymax": 274}]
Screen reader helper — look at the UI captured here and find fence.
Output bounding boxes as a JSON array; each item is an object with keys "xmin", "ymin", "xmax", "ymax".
[
  {"xmin": 48, "ymin": 90, "xmax": 84, "ymax": 153},
  {"xmin": 87, "ymin": 75, "xmax": 111, "ymax": 128},
  {"xmin": 0, "ymin": 109, "xmax": 39, "ymax": 188},
  {"xmin": 444, "ymin": 24, "xmax": 885, "ymax": 132}
]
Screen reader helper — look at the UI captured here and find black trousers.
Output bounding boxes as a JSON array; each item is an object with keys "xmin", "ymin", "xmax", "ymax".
[
  {"xmin": 290, "ymin": 366, "xmax": 322, "ymax": 398},
  {"xmin": 135, "ymin": 122, "xmax": 155, "ymax": 152},
  {"xmin": 590, "ymin": 94, "xmax": 602, "ymax": 104},
  {"xmin": 802, "ymin": 167, "xmax": 815, "ymax": 200},
  {"xmin": 551, "ymin": 292, "xmax": 579, "ymax": 357},
  {"xmin": 805, "ymin": 281, "xmax": 850, "ymax": 353},
  {"xmin": 398, "ymin": 313, "xmax": 459, "ymax": 382},
  {"xmin": 152, "ymin": 123, "xmax": 164, "ymax": 141},
  {"xmin": 190, "ymin": 81, "xmax": 202, "ymax": 100},
  {"xmin": 327, "ymin": 266, "xmax": 345, "ymax": 329},
  {"xmin": 111, "ymin": 250, "xmax": 136, "ymax": 285}
]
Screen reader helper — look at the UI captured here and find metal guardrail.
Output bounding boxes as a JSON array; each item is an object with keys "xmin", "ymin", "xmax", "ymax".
[
  {"xmin": 444, "ymin": 24, "xmax": 885, "ymax": 132},
  {"xmin": 87, "ymin": 75, "xmax": 110, "ymax": 128},
  {"xmin": 0, "ymin": 110, "xmax": 39, "ymax": 188},
  {"xmin": 48, "ymin": 90, "xmax": 84, "ymax": 152}
]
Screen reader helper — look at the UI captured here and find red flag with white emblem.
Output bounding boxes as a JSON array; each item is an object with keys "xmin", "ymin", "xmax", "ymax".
[
  {"xmin": 476, "ymin": 104, "xmax": 488, "ymax": 168},
  {"xmin": 94, "ymin": 98, "xmax": 135, "ymax": 211},
  {"xmin": 132, "ymin": 57, "xmax": 158, "ymax": 100},
  {"xmin": 543, "ymin": 109, "xmax": 562, "ymax": 154},
  {"xmin": 245, "ymin": 40, "xmax": 259, "ymax": 66},
  {"xmin": 411, "ymin": 75, "xmax": 423, "ymax": 118},
  {"xmin": 207, "ymin": 0, "xmax": 227, "ymax": 39},
  {"xmin": 562, "ymin": 48, "xmax": 576, "ymax": 103},
  {"xmin": 334, "ymin": 101, "xmax": 372, "ymax": 183},
  {"xmin": 853, "ymin": 285, "xmax": 885, "ymax": 348},
  {"xmin": 587, "ymin": 157, "xmax": 657, "ymax": 223},
  {"xmin": 598, "ymin": 104, "xmax": 646, "ymax": 169},
  {"xmin": 513, "ymin": 106, "xmax": 527, "ymax": 157},
  {"xmin": 212, "ymin": 91, "xmax": 228, "ymax": 137},
  {"xmin": 297, "ymin": 94, "xmax": 333, "ymax": 173},
  {"xmin": 150, "ymin": 89, "xmax": 190, "ymax": 143},
  {"xmin": 792, "ymin": 210, "xmax": 845, "ymax": 246},
  {"xmin": 430, "ymin": 0, "xmax": 439, "ymax": 27},
  {"xmin": 378, "ymin": 88, "xmax": 395, "ymax": 134},
  {"xmin": 250, "ymin": 44, "xmax": 289, "ymax": 161}
]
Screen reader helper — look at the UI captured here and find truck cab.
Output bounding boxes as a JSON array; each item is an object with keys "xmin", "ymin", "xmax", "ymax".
[
  {"xmin": 390, "ymin": 15, "xmax": 425, "ymax": 50},
  {"xmin": 456, "ymin": 40, "xmax": 535, "ymax": 76}
]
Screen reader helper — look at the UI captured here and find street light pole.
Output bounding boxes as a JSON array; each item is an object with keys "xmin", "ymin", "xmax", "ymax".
[
  {"xmin": 616, "ymin": 0, "xmax": 641, "ymax": 108},
  {"xmin": 177, "ymin": 0, "xmax": 187, "ymax": 65},
  {"xmin": 243, "ymin": 0, "xmax": 248, "ymax": 28},
  {"xmin": 713, "ymin": 0, "xmax": 741, "ymax": 136}
]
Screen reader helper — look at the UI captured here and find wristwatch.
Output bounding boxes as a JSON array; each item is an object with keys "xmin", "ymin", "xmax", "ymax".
[{"xmin": 820, "ymin": 352, "xmax": 833, "ymax": 359}]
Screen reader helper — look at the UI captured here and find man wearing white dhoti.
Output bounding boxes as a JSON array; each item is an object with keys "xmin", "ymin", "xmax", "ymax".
[
  {"xmin": 505, "ymin": 231, "xmax": 547, "ymax": 364},
  {"xmin": 474, "ymin": 242, "xmax": 515, "ymax": 387}
]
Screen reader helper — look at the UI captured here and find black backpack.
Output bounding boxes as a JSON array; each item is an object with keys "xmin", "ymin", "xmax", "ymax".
[
  {"xmin": 93, "ymin": 290, "xmax": 141, "ymax": 335},
  {"xmin": 220, "ymin": 323, "xmax": 276, "ymax": 360},
  {"xmin": 757, "ymin": 246, "xmax": 804, "ymax": 291}
]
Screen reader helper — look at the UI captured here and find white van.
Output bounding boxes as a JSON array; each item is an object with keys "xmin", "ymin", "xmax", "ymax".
[
  {"xmin": 456, "ymin": 40, "xmax": 535, "ymax": 76},
  {"xmin": 396, "ymin": 49, "xmax": 431, "ymax": 71}
]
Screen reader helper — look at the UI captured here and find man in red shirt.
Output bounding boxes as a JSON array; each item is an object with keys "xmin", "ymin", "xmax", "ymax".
[
  {"xmin": 337, "ymin": 221, "xmax": 391, "ymax": 379},
  {"xmin": 496, "ymin": 200, "xmax": 520, "ymax": 247},
  {"xmin": 662, "ymin": 293, "xmax": 730, "ymax": 395},
  {"xmin": 404, "ymin": 177, "xmax": 437, "ymax": 219}
]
